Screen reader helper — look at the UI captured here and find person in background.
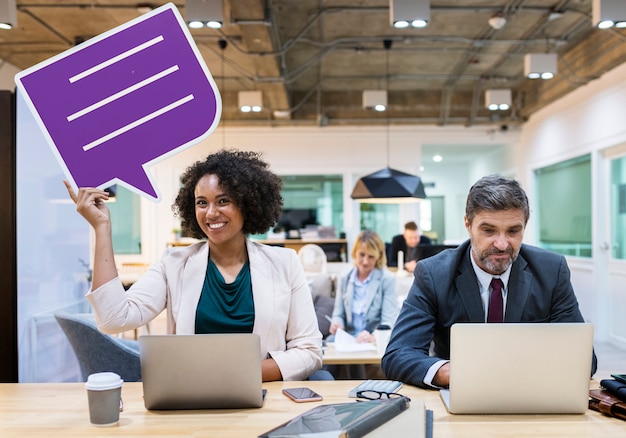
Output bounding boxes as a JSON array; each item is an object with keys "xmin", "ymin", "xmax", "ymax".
[
  {"xmin": 388, "ymin": 221, "xmax": 432, "ymax": 272},
  {"xmin": 329, "ymin": 230, "xmax": 398, "ymax": 341},
  {"xmin": 327, "ymin": 230, "xmax": 398, "ymax": 379},
  {"xmin": 64, "ymin": 149, "xmax": 323, "ymax": 382},
  {"xmin": 381, "ymin": 174, "xmax": 597, "ymax": 389}
]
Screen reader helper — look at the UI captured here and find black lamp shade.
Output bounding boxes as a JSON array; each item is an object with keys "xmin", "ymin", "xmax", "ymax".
[{"xmin": 351, "ymin": 167, "xmax": 426, "ymax": 203}]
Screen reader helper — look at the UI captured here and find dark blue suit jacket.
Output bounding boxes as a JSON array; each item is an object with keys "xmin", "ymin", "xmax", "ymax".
[{"xmin": 381, "ymin": 239, "xmax": 597, "ymax": 388}]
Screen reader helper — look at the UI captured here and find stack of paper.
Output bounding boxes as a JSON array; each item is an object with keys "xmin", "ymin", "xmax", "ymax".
[{"xmin": 333, "ymin": 328, "xmax": 377, "ymax": 352}]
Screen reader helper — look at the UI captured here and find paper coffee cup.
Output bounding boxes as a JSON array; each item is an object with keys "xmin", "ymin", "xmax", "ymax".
[
  {"xmin": 85, "ymin": 372, "xmax": 124, "ymax": 426},
  {"xmin": 374, "ymin": 327, "xmax": 391, "ymax": 355}
]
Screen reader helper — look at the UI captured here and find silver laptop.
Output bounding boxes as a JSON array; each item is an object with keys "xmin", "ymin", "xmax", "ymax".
[
  {"xmin": 440, "ymin": 323, "xmax": 593, "ymax": 414},
  {"xmin": 139, "ymin": 333, "xmax": 264, "ymax": 410}
]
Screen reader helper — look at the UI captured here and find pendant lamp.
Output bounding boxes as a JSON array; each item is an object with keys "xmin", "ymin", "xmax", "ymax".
[
  {"xmin": 351, "ymin": 167, "xmax": 426, "ymax": 203},
  {"xmin": 351, "ymin": 40, "xmax": 426, "ymax": 204}
]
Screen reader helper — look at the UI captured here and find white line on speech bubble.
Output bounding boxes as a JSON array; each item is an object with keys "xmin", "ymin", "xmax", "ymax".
[
  {"xmin": 67, "ymin": 65, "xmax": 180, "ymax": 122},
  {"xmin": 82, "ymin": 93, "xmax": 194, "ymax": 151},
  {"xmin": 69, "ymin": 35, "xmax": 164, "ymax": 83}
]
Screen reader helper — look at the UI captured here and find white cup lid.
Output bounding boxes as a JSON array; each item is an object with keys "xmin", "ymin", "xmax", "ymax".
[{"xmin": 85, "ymin": 372, "xmax": 124, "ymax": 390}]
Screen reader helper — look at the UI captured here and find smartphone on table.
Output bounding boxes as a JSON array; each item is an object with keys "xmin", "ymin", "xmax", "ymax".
[
  {"xmin": 611, "ymin": 374, "xmax": 626, "ymax": 384},
  {"xmin": 282, "ymin": 387, "xmax": 323, "ymax": 403}
]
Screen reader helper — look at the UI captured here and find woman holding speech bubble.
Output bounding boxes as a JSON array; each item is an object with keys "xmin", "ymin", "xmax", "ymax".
[{"xmin": 64, "ymin": 149, "xmax": 322, "ymax": 381}]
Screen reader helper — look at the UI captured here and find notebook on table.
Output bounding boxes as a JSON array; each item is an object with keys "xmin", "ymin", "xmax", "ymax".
[
  {"xmin": 440, "ymin": 322, "xmax": 594, "ymax": 414},
  {"xmin": 139, "ymin": 333, "xmax": 265, "ymax": 410}
]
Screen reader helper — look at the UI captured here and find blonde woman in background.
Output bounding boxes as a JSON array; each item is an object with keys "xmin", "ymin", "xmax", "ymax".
[
  {"xmin": 327, "ymin": 230, "xmax": 398, "ymax": 378},
  {"xmin": 330, "ymin": 230, "xmax": 398, "ymax": 340}
]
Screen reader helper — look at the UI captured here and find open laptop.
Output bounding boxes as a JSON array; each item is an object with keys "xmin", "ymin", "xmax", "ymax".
[
  {"xmin": 139, "ymin": 333, "xmax": 265, "ymax": 410},
  {"xmin": 440, "ymin": 323, "xmax": 593, "ymax": 414}
]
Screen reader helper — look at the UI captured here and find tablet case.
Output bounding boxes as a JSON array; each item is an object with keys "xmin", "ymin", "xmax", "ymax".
[
  {"xmin": 588, "ymin": 389, "xmax": 626, "ymax": 421},
  {"xmin": 257, "ymin": 397, "xmax": 410, "ymax": 438}
]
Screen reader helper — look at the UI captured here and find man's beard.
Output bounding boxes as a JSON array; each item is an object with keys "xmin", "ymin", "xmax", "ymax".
[{"xmin": 472, "ymin": 245, "xmax": 517, "ymax": 275}]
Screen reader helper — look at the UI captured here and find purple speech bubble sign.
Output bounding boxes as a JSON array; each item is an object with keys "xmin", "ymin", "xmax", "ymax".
[{"xmin": 14, "ymin": 3, "xmax": 221, "ymax": 202}]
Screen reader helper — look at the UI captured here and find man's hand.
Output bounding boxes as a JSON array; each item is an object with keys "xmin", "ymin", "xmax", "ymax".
[{"xmin": 433, "ymin": 362, "xmax": 450, "ymax": 387}]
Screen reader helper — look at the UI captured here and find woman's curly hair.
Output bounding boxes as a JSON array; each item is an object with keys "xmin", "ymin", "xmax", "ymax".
[{"xmin": 172, "ymin": 149, "xmax": 283, "ymax": 238}]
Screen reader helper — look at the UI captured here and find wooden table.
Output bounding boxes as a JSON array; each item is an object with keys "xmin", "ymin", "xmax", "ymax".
[
  {"xmin": 322, "ymin": 342, "xmax": 382, "ymax": 365},
  {"xmin": 0, "ymin": 380, "xmax": 623, "ymax": 437}
]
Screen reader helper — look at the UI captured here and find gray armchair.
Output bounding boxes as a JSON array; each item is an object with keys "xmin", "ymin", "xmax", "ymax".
[{"xmin": 54, "ymin": 311, "xmax": 142, "ymax": 382}]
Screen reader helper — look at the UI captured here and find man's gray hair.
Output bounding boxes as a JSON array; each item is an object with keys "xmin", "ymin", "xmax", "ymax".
[{"xmin": 465, "ymin": 174, "xmax": 530, "ymax": 224}]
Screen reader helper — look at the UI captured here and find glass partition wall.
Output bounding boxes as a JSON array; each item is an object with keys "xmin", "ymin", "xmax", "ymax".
[
  {"xmin": 610, "ymin": 155, "xmax": 626, "ymax": 260},
  {"xmin": 535, "ymin": 154, "xmax": 592, "ymax": 258},
  {"xmin": 252, "ymin": 174, "xmax": 344, "ymax": 240},
  {"xmin": 109, "ymin": 186, "xmax": 142, "ymax": 255}
]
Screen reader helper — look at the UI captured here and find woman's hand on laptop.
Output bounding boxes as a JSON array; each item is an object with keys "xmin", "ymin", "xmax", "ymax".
[{"xmin": 433, "ymin": 363, "xmax": 450, "ymax": 387}]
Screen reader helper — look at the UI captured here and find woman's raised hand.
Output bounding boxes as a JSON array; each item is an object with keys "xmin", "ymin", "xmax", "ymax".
[{"xmin": 63, "ymin": 180, "xmax": 111, "ymax": 228}]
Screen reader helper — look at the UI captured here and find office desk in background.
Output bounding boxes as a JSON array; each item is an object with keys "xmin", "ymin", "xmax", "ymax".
[
  {"xmin": 1, "ymin": 380, "xmax": 623, "ymax": 437},
  {"xmin": 166, "ymin": 238, "xmax": 349, "ymax": 262},
  {"xmin": 258, "ymin": 238, "xmax": 348, "ymax": 262},
  {"xmin": 322, "ymin": 342, "xmax": 382, "ymax": 365}
]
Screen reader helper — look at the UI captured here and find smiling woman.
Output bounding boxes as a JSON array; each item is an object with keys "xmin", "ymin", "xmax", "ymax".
[{"xmin": 66, "ymin": 149, "xmax": 324, "ymax": 382}]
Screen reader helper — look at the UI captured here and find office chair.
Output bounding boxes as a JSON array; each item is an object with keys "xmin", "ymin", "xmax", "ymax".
[
  {"xmin": 54, "ymin": 311, "xmax": 142, "ymax": 382},
  {"xmin": 298, "ymin": 244, "xmax": 328, "ymax": 274}
]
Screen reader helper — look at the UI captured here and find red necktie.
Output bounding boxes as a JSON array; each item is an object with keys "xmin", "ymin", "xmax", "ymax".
[{"xmin": 487, "ymin": 278, "xmax": 504, "ymax": 323}]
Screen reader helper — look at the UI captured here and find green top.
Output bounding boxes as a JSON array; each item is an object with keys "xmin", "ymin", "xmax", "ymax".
[{"xmin": 195, "ymin": 259, "xmax": 254, "ymax": 334}]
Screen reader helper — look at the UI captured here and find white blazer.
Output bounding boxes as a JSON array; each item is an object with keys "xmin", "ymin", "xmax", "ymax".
[{"xmin": 86, "ymin": 239, "xmax": 323, "ymax": 380}]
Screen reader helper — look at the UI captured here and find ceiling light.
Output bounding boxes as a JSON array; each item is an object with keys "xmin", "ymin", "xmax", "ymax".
[
  {"xmin": 363, "ymin": 90, "xmax": 387, "ymax": 112},
  {"xmin": 485, "ymin": 89, "xmax": 512, "ymax": 111},
  {"xmin": 0, "ymin": 0, "xmax": 17, "ymax": 30},
  {"xmin": 547, "ymin": 11, "xmax": 564, "ymax": 22},
  {"xmin": 524, "ymin": 53, "xmax": 557, "ymax": 80},
  {"xmin": 351, "ymin": 167, "xmax": 427, "ymax": 203},
  {"xmin": 390, "ymin": 0, "xmax": 429, "ymax": 29},
  {"xmin": 238, "ymin": 91, "xmax": 263, "ymax": 113},
  {"xmin": 592, "ymin": 0, "xmax": 626, "ymax": 29},
  {"xmin": 185, "ymin": 0, "xmax": 223, "ymax": 29},
  {"xmin": 136, "ymin": 3, "xmax": 155, "ymax": 14},
  {"xmin": 488, "ymin": 14, "xmax": 507, "ymax": 30},
  {"xmin": 432, "ymin": 155, "xmax": 442, "ymax": 163},
  {"xmin": 273, "ymin": 110, "xmax": 291, "ymax": 119}
]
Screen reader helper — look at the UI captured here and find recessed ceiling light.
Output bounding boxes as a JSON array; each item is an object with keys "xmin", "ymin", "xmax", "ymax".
[{"xmin": 136, "ymin": 3, "xmax": 154, "ymax": 14}]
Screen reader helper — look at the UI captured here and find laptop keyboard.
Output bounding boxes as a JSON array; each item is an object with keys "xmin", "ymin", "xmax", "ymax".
[{"xmin": 348, "ymin": 379, "xmax": 403, "ymax": 397}]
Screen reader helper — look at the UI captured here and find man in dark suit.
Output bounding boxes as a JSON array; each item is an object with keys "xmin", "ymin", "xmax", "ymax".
[
  {"xmin": 381, "ymin": 174, "xmax": 597, "ymax": 389},
  {"xmin": 388, "ymin": 221, "xmax": 431, "ymax": 271}
]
